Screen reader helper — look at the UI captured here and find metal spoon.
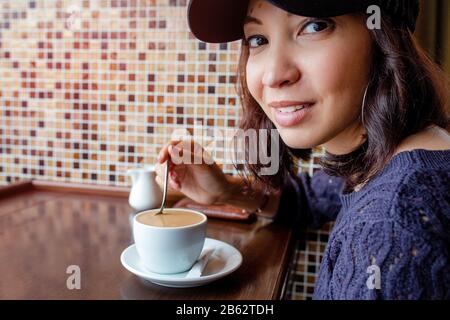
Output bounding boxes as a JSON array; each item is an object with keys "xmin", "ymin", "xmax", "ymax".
[
  {"xmin": 156, "ymin": 160, "xmax": 169, "ymax": 215},
  {"xmin": 185, "ymin": 247, "xmax": 216, "ymax": 278}
]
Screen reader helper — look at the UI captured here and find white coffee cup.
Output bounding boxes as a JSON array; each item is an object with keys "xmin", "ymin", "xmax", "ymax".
[{"xmin": 133, "ymin": 208, "xmax": 207, "ymax": 274}]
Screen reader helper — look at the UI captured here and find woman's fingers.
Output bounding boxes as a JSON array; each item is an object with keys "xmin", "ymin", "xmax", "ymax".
[
  {"xmin": 157, "ymin": 140, "xmax": 181, "ymax": 163},
  {"xmin": 157, "ymin": 139, "xmax": 212, "ymax": 166},
  {"xmin": 154, "ymin": 174, "xmax": 163, "ymax": 189},
  {"xmin": 155, "ymin": 139, "xmax": 216, "ymax": 194},
  {"xmin": 155, "ymin": 174, "xmax": 180, "ymax": 191},
  {"xmin": 157, "ymin": 145, "xmax": 167, "ymax": 163},
  {"xmin": 169, "ymin": 140, "xmax": 213, "ymax": 165},
  {"xmin": 156, "ymin": 160, "xmax": 181, "ymax": 189},
  {"xmin": 168, "ymin": 176, "xmax": 181, "ymax": 190},
  {"xmin": 154, "ymin": 161, "xmax": 165, "ymax": 179},
  {"xmin": 158, "ymin": 139, "xmax": 214, "ymax": 166}
]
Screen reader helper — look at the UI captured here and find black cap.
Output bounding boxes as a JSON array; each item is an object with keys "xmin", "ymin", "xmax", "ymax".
[{"xmin": 188, "ymin": 0, "xmax": 420, "ymax": 43}]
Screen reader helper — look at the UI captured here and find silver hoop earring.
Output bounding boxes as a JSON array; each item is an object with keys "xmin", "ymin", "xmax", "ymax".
[{"xmin": 360, "ymin": 83, "xmax": 370, "ymax": 125}]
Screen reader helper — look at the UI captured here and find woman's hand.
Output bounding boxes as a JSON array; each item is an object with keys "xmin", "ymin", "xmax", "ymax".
[{"xmin": 155, "ymin": 140, "xmax": 233, "ymax": 205}]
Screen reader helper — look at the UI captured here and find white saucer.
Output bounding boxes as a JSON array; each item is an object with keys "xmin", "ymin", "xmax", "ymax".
[{"xmin": 120, "ymin": 238, "xmax": 243, "ymax": 288}]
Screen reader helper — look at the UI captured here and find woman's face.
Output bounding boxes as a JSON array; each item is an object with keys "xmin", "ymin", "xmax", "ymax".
[{"xmin": 244, "ymin": 0, "xmax": 373, "ymax": 154}]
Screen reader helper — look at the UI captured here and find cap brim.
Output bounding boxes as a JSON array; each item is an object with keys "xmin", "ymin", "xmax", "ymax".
[
  {"xmin": 188, "ymin": 0, "xmax": 372, "ymax": 43},
  {"xmin": 266, "ymin": 0, "xmax": 371, "ymax": 17},
  {"xmin": 188, "ymin": 0, "xmax": 249, "ymax": 43}
]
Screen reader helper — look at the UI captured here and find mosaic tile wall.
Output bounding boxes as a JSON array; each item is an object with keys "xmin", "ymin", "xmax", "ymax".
[
  {"xmin": 0, "ymin": 0, "xmax": 244, "ymax": 185},
  {"xmin": 0, "ymin": 0, "xmax": 408, "ymax": 300}
]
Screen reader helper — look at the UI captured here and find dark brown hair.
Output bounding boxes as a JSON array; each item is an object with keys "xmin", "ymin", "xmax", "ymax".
[{"xmin": 235, "ymin": 15, "xmax": 450, "ymax": 193}]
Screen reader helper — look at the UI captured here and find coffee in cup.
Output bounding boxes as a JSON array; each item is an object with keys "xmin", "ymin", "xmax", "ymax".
[
  {"xmin": 136, "ymin": 210, "xmax": 204, "ymax": 228},
  {"xmin": 133, "ymin": 208, "xmax": 207, "ymax": 274}
]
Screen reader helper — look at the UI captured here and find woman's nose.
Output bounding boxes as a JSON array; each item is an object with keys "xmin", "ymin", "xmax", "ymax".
[{"xmin": 261, "ymin": 49, "xmax": 301, "ymax": 88}]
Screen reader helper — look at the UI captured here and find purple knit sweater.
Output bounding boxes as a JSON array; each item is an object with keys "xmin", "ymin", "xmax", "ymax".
[{"xmin": 279, "ymin": 149, "xmax": 450, "ymax": 300}]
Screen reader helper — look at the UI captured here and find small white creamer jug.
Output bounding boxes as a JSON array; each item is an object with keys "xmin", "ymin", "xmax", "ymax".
[{"xmin": 127, "ymin": 165, "xmax": 163, "ymax": 212}]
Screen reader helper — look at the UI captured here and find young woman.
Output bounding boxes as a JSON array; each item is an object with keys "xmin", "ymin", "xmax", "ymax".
[{"xmin": 156, "ymin": 0, "xmax": 450, "ymax": 299}]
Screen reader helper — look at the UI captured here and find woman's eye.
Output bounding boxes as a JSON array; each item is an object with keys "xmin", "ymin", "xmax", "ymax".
[
  {"xmin": 302, "ymin": 20, "xmax": 331, "ymax": 34},
  {"xmin": 245, "ymin": 35, "xmax": 268, "ymax": 48}
]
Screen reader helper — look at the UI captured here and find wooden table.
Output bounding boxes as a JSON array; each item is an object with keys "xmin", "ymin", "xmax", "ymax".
[{"xmin": 0, "ymin": 180, "xmax": 297, "ymax": 300}]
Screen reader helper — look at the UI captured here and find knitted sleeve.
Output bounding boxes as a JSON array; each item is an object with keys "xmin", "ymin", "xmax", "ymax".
[
  {"xmin": 314, "ymin": 169, "xmax": 450, "ymax": 300},
  {"xmin": 277, "ymin": 170, "xmax": 345, "ymax": 229}
]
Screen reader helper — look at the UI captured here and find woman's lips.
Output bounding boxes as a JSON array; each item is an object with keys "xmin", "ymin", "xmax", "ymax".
[{"xmin": 272, "ymin": 103, "xmax": 314, "ymax": 127}]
